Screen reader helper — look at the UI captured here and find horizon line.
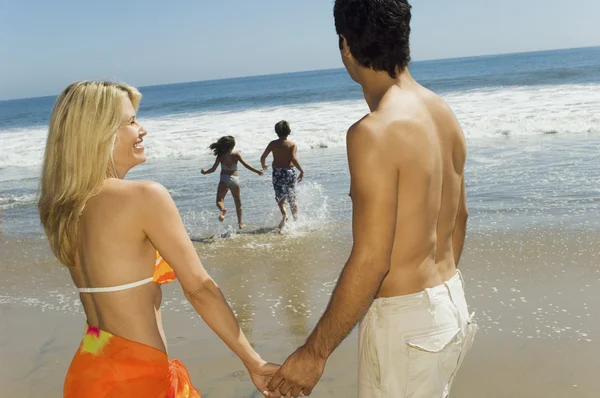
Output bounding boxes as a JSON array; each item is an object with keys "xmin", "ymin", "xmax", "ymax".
[{"xmin": 1, "ymin": 44, "xmax": 598, "ymax": 103}]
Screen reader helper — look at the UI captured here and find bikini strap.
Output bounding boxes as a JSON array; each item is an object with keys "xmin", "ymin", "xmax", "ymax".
[{"xmin": 78, "ymin": 277, "xmax": 154, "ymax": 293}]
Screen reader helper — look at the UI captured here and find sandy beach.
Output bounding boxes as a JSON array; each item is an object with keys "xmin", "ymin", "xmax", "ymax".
[{"xmin": 2, "ymin": 226, "xmax": 599, "ymax": 397}]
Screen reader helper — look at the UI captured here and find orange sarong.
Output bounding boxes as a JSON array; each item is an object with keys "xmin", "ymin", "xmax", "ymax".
[{"xmin": 64, "ymin": 324, "xmax": 201, "ymax": 397}]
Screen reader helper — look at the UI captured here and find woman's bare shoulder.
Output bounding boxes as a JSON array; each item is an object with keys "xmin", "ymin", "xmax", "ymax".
[
  {"xmin": 101, "ymin": 178, "xmax": 165, "ymax": 194},
  {"xmin": 94, "ymin": 179, "xmax": 172, "ymax": 211}
]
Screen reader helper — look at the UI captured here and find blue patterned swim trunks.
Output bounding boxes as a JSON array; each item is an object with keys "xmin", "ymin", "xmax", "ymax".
[{"xmin": 272, "ymin": 168, "xmax": 297, "ymax": 204}]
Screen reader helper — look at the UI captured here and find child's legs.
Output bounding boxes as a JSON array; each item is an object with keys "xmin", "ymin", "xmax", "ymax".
[
  {"xmin": 230, "ymin": 184, "xmax": 243, "ymax": 225},
  {"xmin": 273, "ymin": 173, "xmax": 287, "ymax": 217},
  {"xmin": 277, "ymin": 198, "xmax": 288, "ymax": 230},
  {"xmin": 277, "ymin": 198, "xmax": 287, "ymax": 218},
  {"xmin": 288, "ymin": 191, "xmax": 298, "ymax": 220},
  {"xmin": 216, "ymin": 182, "xmax": 229, "ymax": 212},
  {"xmin": 285, "ymin": 169, "xmax": 297, "ymax": 219},
  {"xmin": 290, "ymin": 203, "xmax": 298, "ymax": 220}
]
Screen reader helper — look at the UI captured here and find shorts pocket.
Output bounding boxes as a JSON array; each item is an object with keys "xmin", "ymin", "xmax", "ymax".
[
  {"xmin": 360, "ymin": 317, "xmax": 387, "ymax": 388},
  {"xmin": 447, "ymin": 312, "xmax": 479, "ymax": 393},
  {"xmin": 405, "ymin": 328, "xmax": 462, "ymax": 398},
  {"xmin": 457, "ymin": 312, "xmax": 478, "ymax": 369}
]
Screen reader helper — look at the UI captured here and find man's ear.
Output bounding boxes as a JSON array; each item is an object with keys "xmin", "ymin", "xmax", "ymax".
[{"xmin": 339, "ymin": 35, "xmax": 352, "ymax": 58}]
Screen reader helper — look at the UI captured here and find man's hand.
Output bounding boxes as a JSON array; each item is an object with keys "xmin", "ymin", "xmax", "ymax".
[
  {"xmin": 267, "ymin": 346, "xmax": 326, "ymax": 397},
  {"xmin": 297, "ymin": 171, "xmax": 304, "ymax": 183},
  {"xmin": 201, "ymin": 169, "xmax": 208, "ymax": 175}
]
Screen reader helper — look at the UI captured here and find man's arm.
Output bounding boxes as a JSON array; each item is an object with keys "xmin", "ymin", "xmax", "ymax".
[
  {"xmin": 260, "ymin": 143, "xmax": 272, "ymax": 170},
  {"xmin": 304, "ymin": 123, "xmax": 397, "ymax": 357},
  {"xmin": 452, "ymin": 176, "xmax": 468, "ymax": 266},
  {"xmin": 268, "ymin": 121, "xmax": 399, "ymax": 396}
]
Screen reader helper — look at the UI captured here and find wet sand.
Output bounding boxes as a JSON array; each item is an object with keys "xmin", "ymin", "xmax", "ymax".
[{"xmin": 1, "ymin": 227, "xmax": 599, "ymax": 397}]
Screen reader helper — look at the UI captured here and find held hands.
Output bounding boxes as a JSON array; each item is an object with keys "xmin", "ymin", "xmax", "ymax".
[
  {"xmin": 267, "ymin": 345, "xmax": 326, "ymax": 397},
  {"xmin": 246, "ymin": 360, "xmax": 281, "ymax": 398}
]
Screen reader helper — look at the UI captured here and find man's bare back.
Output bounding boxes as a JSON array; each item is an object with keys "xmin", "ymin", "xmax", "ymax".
[
  {"xmin": 352, "ymin": 80, "xmax": 467, "ymax": 298},
  {"xmin": 267, "ymin": 3, "xmax": 473, "ymax": 396}
]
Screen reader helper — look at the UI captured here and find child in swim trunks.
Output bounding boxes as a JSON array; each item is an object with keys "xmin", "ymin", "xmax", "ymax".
[
  {"xmin": 202, "ymin": 136, "xmax": 263, "ymax": 229},
  {"xmin": 260, "ymin": 121, "xmax": 305, "ymax": 230}
]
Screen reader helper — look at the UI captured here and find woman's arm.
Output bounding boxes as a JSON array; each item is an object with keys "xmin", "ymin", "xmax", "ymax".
[
  {"xmin": 236, "ymin": 153, "xmax": 264, "ymax": 176},
  {"xmin": 201, "ymin": 156, "xmax": 220, "ymax": 174},
  {"xmin": 138, "ymin": 182, "xmax": 277, "ymax": 393}
]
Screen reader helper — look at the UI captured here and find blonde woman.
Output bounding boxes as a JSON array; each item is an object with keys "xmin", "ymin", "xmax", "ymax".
[{"xmin": 38, "ymin": 81, "xmax": 278, "ymax": 397}]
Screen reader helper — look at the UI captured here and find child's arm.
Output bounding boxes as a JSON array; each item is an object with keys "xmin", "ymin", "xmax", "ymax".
[
  {"xmin": 201, "ymin": 156, "xmax": 220, "ymax": 175},
  {"xmin": 236, "ymin": 153, "xmax": 264, "ymax": 176},
  {"xmin": 260, "ymin": 143, "xmax": 273, "ymax": 170},
  {"xmin": 291, "ymin": 144, "xmax": 304, "ymax": 182}
]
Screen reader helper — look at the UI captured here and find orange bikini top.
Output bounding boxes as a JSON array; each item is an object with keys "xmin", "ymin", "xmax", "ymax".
[
  {"xmin": 78, "ymin": 252, "xmax": 176, "ymax": 294},
  {"xmin": 153, "ymin": 252, "xmax": 177, "ymax": 284}
]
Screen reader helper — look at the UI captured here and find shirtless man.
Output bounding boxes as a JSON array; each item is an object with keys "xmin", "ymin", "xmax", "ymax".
[
  {"xmin": 267, "ymin": 1, "xmax": 476, "ymax": 397},
  {"xmin": 260, "ymin": 120, "xmax": 305, "ymax": 230}
]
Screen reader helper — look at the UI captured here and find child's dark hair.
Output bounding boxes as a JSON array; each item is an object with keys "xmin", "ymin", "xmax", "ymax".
[
  {"xmin": 275, "ymin": 120, "xmax": 291, "ymax": 138},
  {"xmin": 209, "ymin": 136, "xmax": 235, "ymax": 157}
]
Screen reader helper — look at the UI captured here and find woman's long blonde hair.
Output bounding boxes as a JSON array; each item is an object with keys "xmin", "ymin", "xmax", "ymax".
[{"xmin": 38, "ymin": 81, "xmax": 142, "ymax": 267}]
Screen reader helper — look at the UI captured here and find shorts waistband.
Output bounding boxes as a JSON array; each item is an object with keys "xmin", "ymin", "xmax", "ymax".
[{"xmin": 366, "ymin": 270, "xmax": 465, "ymax": 317}]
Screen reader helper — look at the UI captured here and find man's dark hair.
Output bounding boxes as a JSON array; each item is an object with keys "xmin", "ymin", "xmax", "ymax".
[
  {"xmin": 334, "ymin": 0, "xmax": 412, "ymax": 78},
  {"xmin": 275, "ymin": 120, "xmax": 291, "ymax": 138}
]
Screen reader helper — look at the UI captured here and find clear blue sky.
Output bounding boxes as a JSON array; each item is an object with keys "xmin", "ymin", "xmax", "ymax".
[{"xmin": 1, "ymin": 0, "xmax": 598, "ymax": 101}]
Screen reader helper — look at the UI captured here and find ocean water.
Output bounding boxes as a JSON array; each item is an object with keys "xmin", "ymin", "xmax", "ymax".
[{"xmin": 0, "ymin": 46, "xmax": 599, "ymax": 237}]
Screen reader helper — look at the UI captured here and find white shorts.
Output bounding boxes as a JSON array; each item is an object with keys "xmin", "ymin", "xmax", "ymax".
[{"xmin": 358, "ymin": 271, "xmax": 477, "ymax": 398}]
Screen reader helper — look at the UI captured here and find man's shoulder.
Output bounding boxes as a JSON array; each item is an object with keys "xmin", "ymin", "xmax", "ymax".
[
  {"xmin": 347, "ymin": 114, "xmax": 435, "ymax": 174},
  {"xmin": 348, "ymin": 113, "xmax": 418, "ymax": 143},
  {"xmin": 418, "ymin": 89, "xmax": 466, "ymax": 147},
  {"xmin": 346, "ymin": 115, "xmax": 393, "ymax": 159},
  {"xmin": 347, "ymin": 115, "xmax": 375, "ymax": 138}
]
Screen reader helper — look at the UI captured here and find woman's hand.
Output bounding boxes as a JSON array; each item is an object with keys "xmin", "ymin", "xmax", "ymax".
[{"xmin": 247, "ymin": 360, "xmax": 281, "ymax": 397}]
